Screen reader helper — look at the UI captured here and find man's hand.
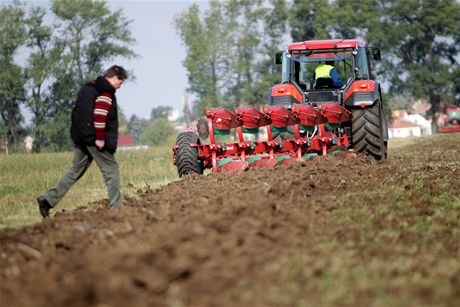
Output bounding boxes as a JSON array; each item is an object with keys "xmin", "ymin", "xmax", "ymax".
[{"xmin": 95, "ymin": 140, "xmax": 105, "ymax": 150}]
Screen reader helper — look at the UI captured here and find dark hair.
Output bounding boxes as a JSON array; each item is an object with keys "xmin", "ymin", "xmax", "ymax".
[
  {"xmin": 104, "ymin": 65, "xmax": 128, "ymax": 80},
  {"xmin": 325, "ymin": 61, "xmax": 334, "ymax": 66}
]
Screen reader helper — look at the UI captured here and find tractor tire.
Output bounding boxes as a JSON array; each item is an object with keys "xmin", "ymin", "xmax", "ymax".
[
  {"xmin": 175, "ymin": 132, "xmax": 203, "ymax": 177},
  {"xmin": 351, "ymin": 100, "xmax": 387, "ymax": 162}
]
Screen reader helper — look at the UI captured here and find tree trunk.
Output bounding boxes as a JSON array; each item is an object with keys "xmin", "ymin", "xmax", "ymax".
[{"xmin": 429, "ymin": 91, "xmax": 441, "ymax": 134}]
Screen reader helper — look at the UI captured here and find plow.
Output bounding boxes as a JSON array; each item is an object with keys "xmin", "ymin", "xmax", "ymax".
[
  {"xmin": 173, "ymin": 39, "xmax": 389, "ymax": 176},
  {"xmin": 439, "ymin": 106, "xmax": 460, "ymax": 133}
]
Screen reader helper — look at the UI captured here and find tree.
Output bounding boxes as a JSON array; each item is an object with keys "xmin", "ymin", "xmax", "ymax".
[
  {"xmin": 175, "ymin": 1, "xmax": 226, "ymax": 113},
  {"xmin": 378, "ymin": 0, "xmax": 460, "ymax": 127},
  {"xmin": 289, "ymin": 0, "xmax": 334, "ymax": 42},
  {"xmin": 0, "ymin": 1, "xmax": 27, "ymax": 147},
  {"xmin": 127, "ymin": 114, "xmax": 147, "ymax": 144},
  {"xmin": 150, "ymin": 105, "xmax": 173, "ymax": 121},
  {"xmin": 139, "ymin": 118, "xmax": 176, "ymax": 146},
  {"xmin": 19, "ymin": 0, "xmax": 138, "ymax": 152},
  {"xmin": 175, "ymin": 0, "xmax": 288, "ymax": 112},
  {"xmin": 288, "ymin": 0, "xmax": 460, "ymax": 129},
  {"xmin": 249, "ymin": 0, "xmax": 288, "ymax": 105},
  {"xmin": 24, "ymin": 6, "xmax": 62, "ymax": 152},
  {"xmin": 51, "ymin": 0, "xmax": 137, "ymax": 85}
]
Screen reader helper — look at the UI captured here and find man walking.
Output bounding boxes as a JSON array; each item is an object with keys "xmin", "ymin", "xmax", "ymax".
[{"xmin": 37, "ymin": 65, "xmax": 128, "ymax": 217}]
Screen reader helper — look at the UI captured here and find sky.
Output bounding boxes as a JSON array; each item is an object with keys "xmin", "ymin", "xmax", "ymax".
[{"xmin": 13, "ymin": 0, "xmax": 210, "ymax": 121}]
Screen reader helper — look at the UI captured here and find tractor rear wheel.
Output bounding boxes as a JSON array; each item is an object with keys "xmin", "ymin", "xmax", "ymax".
[
  {"xmin": 351, "ymin": 100, "xmax": 387, "ymax": 162},
  {"xmin": 175, "ymin": 132, "xmax": 203, "ymax": 177}
]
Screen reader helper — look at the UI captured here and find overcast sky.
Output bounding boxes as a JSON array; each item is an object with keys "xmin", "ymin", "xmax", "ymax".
[{"xmin": 13, "ymin": 0, "xmax": 209, "ymax": 121}]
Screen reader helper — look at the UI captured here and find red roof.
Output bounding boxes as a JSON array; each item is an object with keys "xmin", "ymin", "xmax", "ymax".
[
  {"xmin": 391, "ymin": 118, "xmax": 420, "ymax": 129},
  {"xmin": 117, "ymin": 134, "xmax": 135, "ymax": 147},
  {"xmin": 288, "ymin": 39, "xmax": 361, "ymax": 52}
]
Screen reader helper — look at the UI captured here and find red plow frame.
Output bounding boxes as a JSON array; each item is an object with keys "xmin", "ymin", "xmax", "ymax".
[
  {"xmin": 174, "ymin": 103, "xmax": 353, "ymax": 173},
  {"xmin": 439, "ymin": 106, "xmax": 460, "ymax": 133}
]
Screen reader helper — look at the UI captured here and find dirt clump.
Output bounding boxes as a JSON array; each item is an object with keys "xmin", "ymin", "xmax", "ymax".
[{"xmin": 1, "ymin": 134, "xmax": 460, "ymax": 306}]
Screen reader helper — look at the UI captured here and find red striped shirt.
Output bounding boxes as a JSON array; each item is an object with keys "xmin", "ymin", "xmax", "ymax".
[{"xmin": 93, "ymin": 92, "xmax": 113, "ymax": 141}]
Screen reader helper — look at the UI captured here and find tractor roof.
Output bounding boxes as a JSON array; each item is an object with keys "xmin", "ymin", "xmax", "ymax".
[{"xmin": 288, "ymin": 39, "xmax": 362, "ymax": 52}]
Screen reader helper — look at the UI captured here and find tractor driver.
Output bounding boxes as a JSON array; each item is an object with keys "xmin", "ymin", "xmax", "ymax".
[{"xmin": 314, "ymin": 61, "xmax": 343, "ymax": 89}]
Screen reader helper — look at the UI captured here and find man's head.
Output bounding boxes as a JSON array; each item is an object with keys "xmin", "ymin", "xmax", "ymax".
[
  {"xmin": 325, "ymin": 61, "xmax": 334, "ymax": 66},
  {"xmin": 104, "ymin": 65, "xmax": 128, "ymax": 89}
]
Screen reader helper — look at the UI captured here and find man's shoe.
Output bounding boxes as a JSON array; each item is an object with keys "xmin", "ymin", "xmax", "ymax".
[{"xmin": 37, "ymin": 196, "xmax": 52, "ymax": 218}]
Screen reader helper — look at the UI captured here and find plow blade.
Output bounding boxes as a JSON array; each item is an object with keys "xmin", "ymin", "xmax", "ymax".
[
  {"xmin": 235, "ymin": 106, "xmax": 272, "ymax": 129},
  {"xmin": 206, "ymin": 108, "xmax": 243, "ymax": 130},
  {"xmin": 317, "ymin": 103, "xmax": 352, "ymax": 124},
  {"xmin": 249, "ymin": 158, "xmax": 278, "ymax": 169},
  {"xmin": 263, "ymin": 105, "xmax": 298, "ymax": 128},
  {"xmin": 292, "ymin": 103, "xmax": 327, "ymax": 126},
  {"xmin": 219, "ymin": 160, "xmax": 249, "ymax": 173},
  {"xmin": 278, "ymin": 157, "xmax": 304, "ymax": 165}
]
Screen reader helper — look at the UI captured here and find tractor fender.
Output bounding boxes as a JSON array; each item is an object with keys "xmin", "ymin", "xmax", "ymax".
[
  {"xmin": 268, "ymin": 83, "xmax": 304, "ymax": 106},
  {"xmin": 344, "ymin": 80, "xmax": 380, "ymax": 108}
]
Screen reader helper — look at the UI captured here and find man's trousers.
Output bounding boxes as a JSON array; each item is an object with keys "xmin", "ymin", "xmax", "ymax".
[{"xmin": 43, "ymin": 144, "xmax": 122, "ymax": 208}]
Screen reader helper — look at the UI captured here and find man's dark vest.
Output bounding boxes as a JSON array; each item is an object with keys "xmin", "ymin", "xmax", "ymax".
[{"xmin": 70, "ymin": 77, "xmax": 119, "ymax": 153}]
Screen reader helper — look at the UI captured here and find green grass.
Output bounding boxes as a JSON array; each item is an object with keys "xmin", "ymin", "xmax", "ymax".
[{"xmin": 0, "ymin": 146, "xmax": 178, "ymax": 229}]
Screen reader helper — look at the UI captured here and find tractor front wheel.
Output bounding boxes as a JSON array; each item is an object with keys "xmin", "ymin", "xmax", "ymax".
[
  {"xmin": 351, "ymin": 100, "xmax": 387, "ymax": 162},
  {"xmin": 175, "ymin": 132, "xmax": 203, "ymax": 177}
]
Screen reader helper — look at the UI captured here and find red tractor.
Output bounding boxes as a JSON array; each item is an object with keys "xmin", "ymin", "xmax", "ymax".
[
  {"xmin": 439, "ymin": 106, "xmax": 460, "ymax": 133},
  {"xmin": 173, "ymin": 39, "xmax": 388, "ymax": 176}
]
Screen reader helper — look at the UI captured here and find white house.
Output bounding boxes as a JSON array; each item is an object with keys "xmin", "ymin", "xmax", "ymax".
[
  {"xmin": 406, "ymin": 113, "xmax": 432, "ymax": 135},
  {"xmin": 389, "ymin": 118, "xmax": 422, "ymax": 138}
]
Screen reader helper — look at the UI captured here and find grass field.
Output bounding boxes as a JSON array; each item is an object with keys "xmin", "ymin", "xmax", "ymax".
[{"xmin": 0, "ymin": 146, "xmax": 178, "ymax": 229}]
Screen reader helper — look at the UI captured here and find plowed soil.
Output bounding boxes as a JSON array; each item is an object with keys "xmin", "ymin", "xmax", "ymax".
[{"xmin": 1, "ymin": 134, "xmax": 459, "ymax": 307}]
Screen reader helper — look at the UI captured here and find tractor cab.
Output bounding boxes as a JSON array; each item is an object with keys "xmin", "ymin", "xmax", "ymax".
[{"xmin": 271, "ymin": 40, "xmax": 381, "ymax": 108}]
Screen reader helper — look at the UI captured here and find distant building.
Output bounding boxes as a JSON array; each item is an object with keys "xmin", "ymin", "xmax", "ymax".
[
  {"xmin": 0, "ymin": 137, "xmax": 8, "ymax": 154},
  {"xmin": 24, "ymin": 136, "xmax": 34, "ymax": 153},
  {"xmin": 389, "ymin": 118, "xmax": 422, "ymax": 138},
  {"xmin": 117, "ymin": 134, "xmax": 135, "ymax": 148},
  {"xmin": 405, "ymin": 113, "xmax": 432, "ymax": 136},
  {"xmin": 389, "ymin": 110, "xmax": 432, "ymax": 138},
  {"xmin": 117, "ymin": 134, "xmax": 148, "ymax": 151}
]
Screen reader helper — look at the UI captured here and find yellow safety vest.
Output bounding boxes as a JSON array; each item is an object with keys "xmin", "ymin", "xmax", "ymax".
[{"xmin": 315, "ymin": 64, "xmax": 334, "ymax": 79}]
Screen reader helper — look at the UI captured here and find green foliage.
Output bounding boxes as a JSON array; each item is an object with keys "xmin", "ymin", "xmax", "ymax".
[
  {"xmin": 175, "ymin": 2, "xmax": 223, "ymax": 113},
  {"xmin": 378, "ymin": 0, "xmax": 460, "ymax": 117},
  {"xmin": 127, "ymin": 114, "xmax": 148, "ymax": 144},
  {"xmin": 175, "ymin": 0, "xmax": 288, "ymax": 114},
  {"xmin": 139, "ymin": 118, "xmax": 176, "ymax": 146},
  {"xmin": 288, "ymin": 0, "xmax": 460, "ymax": 116},
  {"xmin": 24, "ymin": 6, "xmax": 62, "ymax": 152},
  {"xmin": 150, "ymin": 105, "xmax": 173, "ymax": 121},
  {"xmin": 1, "ymin": 0, "xmax": 139, "ymax": 153},
  {"xmin": 51, "ymin": 0, "xmax": 137, "ymax": 84},
  {"xmin": 289, "ymin": 0, "xmax": 334, "ymax": 41},
  {"xmin": 0, "ymin": 1, "xmax": 27, "ymax": 145}
]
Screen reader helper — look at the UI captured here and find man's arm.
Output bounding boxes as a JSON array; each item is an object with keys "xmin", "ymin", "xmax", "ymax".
[
  {"xmin": 93, "ymin": 92, "xmax": 113, "ymax": 149},
  {"xmin": 330, "ymin": 68, "xmax": 344, "ymax": 88}
]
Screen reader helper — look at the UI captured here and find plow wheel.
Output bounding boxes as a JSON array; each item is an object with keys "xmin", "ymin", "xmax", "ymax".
[
  {"xmin": 351, "ymin": 100, "xmax": 387, "ymax": 162},
  {"xmin": 175, "ymin": 132, "xmax": 203, "ymax": 177}
]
